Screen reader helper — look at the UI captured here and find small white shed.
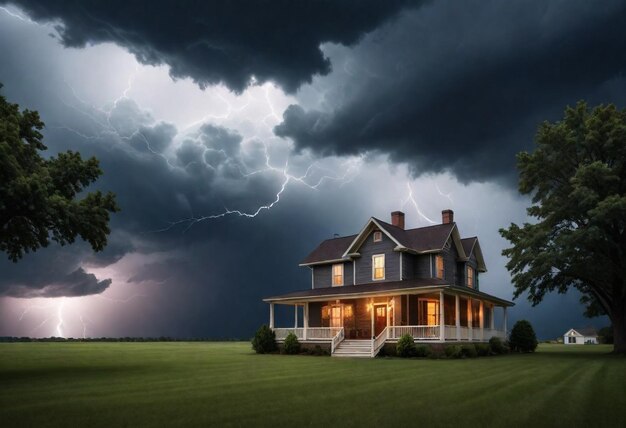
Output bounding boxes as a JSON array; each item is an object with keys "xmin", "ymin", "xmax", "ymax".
[{"xmin": 563, "ymin": 328, "xmax": 598, "ymax": 345}]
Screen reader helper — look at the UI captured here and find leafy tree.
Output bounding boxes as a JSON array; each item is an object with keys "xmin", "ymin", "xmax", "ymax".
[
  {"xmin": 282, "ymin": 332, "xmax": 301, "ymax": 355},
  {"xmin": 598, "ymin": 326, "xmax": 614, "ymax": 344},
  {"xmin": 396, "ymin": 333, "xmax": 416, "ymax": 357},
  {"xmin": 509, "ymin": 320, "xmax": 538, "ymax": 353},
  {"xmin": 0, "ymin": 84, "xmax": 119, "ymax": 261},
  {"xmin": 500, "ymin": 102, "xmax": 626, "ymax": 354}
]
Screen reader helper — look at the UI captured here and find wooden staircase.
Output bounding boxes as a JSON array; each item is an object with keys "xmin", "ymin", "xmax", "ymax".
[{"xmin": 331, "ymin": 340, "xmax": 373, "ymax": 358}]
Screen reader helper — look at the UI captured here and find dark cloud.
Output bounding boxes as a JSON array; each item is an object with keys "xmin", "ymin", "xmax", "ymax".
[
  {"xmin": 276, "ymin": 1, "xmax": 626, "ymax": 182},
  {"xmin": 6, "ymin": 0, "xmax": 416, "ymax": 93}
]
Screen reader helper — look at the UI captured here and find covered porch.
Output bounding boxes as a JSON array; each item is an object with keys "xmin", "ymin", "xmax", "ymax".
[{"xmin": 266, "ymin": 287, "xmax": 510, "ymax": 350}]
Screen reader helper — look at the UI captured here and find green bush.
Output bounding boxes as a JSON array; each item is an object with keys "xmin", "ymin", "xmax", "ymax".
[
  {"xmin": 445, "ymin": 344, "xmax": 462, "ymax": 358},
  {"xmin": 415, "ymin": 345, "xmax": 432, "ymax": 358},
  {"xmin": 509, "ymin": 320, "xmax": 538, "ymax": 353},
  {"xmin": 489, "ymin": 337, "xmax": 506, "ymax": 354},
  {"xmin": 476, "ymin": 343, "xmax": 490, "ymax": 356},
  {"xmin": 251, "ymin": 325, "xmax": 277, "ymax": 354},
  {"xmin": 282, "ymin": 332, "xmax": 300, "ymax": 355},
  {"xmin": 396, "ymin": 334, "xmax": 416, "ymax": 357},
  {"xmin": 461, "ymin": 344, "xmax": 478, "ymax": 358}
]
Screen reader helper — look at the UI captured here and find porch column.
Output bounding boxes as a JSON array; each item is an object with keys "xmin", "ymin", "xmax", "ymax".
[
  {"xmin": 370, "ymin": 300, "xmax": 375, "ymax": 339},
  {"xmin": 269, "ymin": 303, "xmax": 274, "ymax": 329},
  {"xmin": 479, "ymin": 301, "xmax": 484, "ymax": 341},
  {"xmin": 455, "ymin": 294, "xmax": 460, "ymax": 341},
  {"xmin": 439, "ymin": 291, "xmax": 445, "ymax": 342},
  {"xmin": 490, "ymin": 306, "xmax": 495, "ymax": 330},
  {"xmin": 303, "ymin": 303, "xmax": 309, "ymax": 340},
  {"xmin": 294, "ymin": 304, "xmax": 298, "ymax": 328},
  {"xmin": 503, "ymin": 306, "xmax": 508, "ymax": 338},
  {"xmin": 386, "ymin": 299, "xmax": 391, "ymax": 339},
  {"xmin": 467, "ymin": 297, "xmax": 472, "ymax": 341}
]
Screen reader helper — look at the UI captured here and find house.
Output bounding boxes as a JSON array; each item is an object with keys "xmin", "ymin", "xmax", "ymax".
[
  {"xmin": 563, "ymin": 328, "xmax": 599, "ymax": 345},
  {"xmin": 263, "ymin": 209, "xmax": 514, "ymax": 357}
]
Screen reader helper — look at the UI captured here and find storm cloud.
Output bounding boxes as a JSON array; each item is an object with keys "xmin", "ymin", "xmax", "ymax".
[
  {"xmin": 5, "ymin": 0, "xmax": 415, "ymax": 93},
  {"xmin": 276, "ymin": 1, "xmax": 626, "ymax": 182}
]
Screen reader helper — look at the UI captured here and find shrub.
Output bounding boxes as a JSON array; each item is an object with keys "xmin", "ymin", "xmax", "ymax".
[
  {"xmin": 445, "ymin": 344, "xmax": 462, "ymax": 358},
  {"xmin": 489, "ymin": 336, "xmax": 506, "ymax": 355},
  {"xmin": 509, "ymin": 320, "xmax": 538, "ymax": 353},
  {"xmin": 396, "ymin": 334, "xmax": 417, "ymax": 358},
  {"xmin": 476, "ymin": 343, "xmax": 490, "ymax": 356},
  {"xmin": 282, "ymin": 332, "xmax": 300, "ymax": 355},
  {"xmin": 461, "ymin": 344, "xmax": 478, "ymax": 358},
  {"xmin": 251, "ymin": 325, "xmax": 277, "ymax": 354},
  {"xmin": 415, "ymin": 345, "xmax": 432, "ymax": 358}
]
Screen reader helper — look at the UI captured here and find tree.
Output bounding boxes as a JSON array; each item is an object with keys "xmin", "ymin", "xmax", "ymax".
[
  {"xmin": 0, "ymin": 84, "xmax": 119, "ymax": 261},
  {"xmin": 251, "ymin": 325, "xmax": 277, "ymax": 354},
  {"xmin": 500, "ymin": 101, "xmax": 626, "ymax": 354},
  {"xmin": 508, "ymin": 320, "xmax": 538, "ymax": 353}
]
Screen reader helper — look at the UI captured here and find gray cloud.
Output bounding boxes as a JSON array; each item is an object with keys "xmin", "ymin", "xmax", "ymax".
[
  {"xmin": 5, "ymin": 0, "xmax": 416, "ymax": 93},
  {"xmin": 276, "ymin": 1, "xmax": 626, "ymax": 182}
]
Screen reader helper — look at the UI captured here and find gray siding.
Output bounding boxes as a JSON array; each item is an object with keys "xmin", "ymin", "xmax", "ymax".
[
  {"xmin": 401, "ymin": 253, "xmax": 414, "ymax": 280},
  {"xmin": 312, "ymin": 261, "xmax": 353, "ymax": 288},
  {"xmin": 354, "ymin": 230, "xmax": 400, "ymax": 284},
  {"xmin": 414, "ymin": 254, "xmax": 432, "ymax": 278}
]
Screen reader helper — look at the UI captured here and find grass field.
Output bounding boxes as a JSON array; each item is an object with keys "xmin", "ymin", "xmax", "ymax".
[{"xmin": 1, "ymin": 342, "xmax": 624, "ymax": 427}]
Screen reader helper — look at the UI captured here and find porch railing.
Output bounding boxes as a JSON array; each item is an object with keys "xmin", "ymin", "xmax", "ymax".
[
  {"xmin": 372, "ymin": 327, "xmax": 388, "ymax": 357},
  {"xmin": 273, "ymin": 327, "xmax": 342, "ymax": 341},
  {"xmin": 330, "ymin": 328, "xmax": 345, "ymax": 353},
  {"xmin": 388, "ymin": 325, "xmax": 440, "ymax": 340}
]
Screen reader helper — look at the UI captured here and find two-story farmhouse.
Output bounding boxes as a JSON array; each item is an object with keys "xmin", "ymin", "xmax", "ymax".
[{"xmin": 263, "ymin": 210, "xmax": 513, "ymax": 357}]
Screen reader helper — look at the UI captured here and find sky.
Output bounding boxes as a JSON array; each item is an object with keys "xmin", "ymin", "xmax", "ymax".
[{"xmin": 1, "ymin": 0, "xmax": 623, "ymax": 339}]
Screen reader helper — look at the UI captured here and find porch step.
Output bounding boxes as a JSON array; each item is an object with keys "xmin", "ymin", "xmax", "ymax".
[{"xmin": 332, "ymin": 340, "xmax": 373, "ymax": 358}]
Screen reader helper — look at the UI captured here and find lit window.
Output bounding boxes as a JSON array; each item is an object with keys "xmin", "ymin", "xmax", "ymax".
[
  {"xmin": 372, "ymin": 254, "xmax": 385, "ymax": 280},
  {"xmin": 330, "ymin": 306, "xmax": 342, "ymax": 327},
  {"xmin": 435, "ymin": 255, "xmax": 444, "ymax": 279},
  {"xmin": 467, "ymin": 266, "xmax": 474, "ymax": 288},
  {"xmin": 418, "ymin": 299, "xmax": 440, "ymax": 326},
  {"xmin": 373, "ymin": 231, "xmax": 382, "ymax": 242},
  {"xmin": 344, "ymin": 305, "xmax": 353, "ymax": 318},
  {"xmin": 332, "ymin": 264, "xmax": 343, "ymax": 286}
]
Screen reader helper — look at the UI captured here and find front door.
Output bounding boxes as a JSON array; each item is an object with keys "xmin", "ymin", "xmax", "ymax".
[{"xmin": 374, "ymin": 305, "xmax": 387, "ymax": 336}]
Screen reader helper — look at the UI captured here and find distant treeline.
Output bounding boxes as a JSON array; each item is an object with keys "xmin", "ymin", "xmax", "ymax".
[{"xmin": 0, "ymin": 337, "xmax": 249, "ymax": 342}]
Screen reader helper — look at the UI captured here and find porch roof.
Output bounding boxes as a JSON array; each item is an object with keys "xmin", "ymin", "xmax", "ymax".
[{"xmin": 263, "ymin": 278, "xmax": 514, "ymax": 307}]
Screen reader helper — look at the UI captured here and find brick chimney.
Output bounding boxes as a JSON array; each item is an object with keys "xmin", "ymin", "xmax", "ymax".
[
  {"xmin": 391, "ymin": 211, "xmax": 405, "ymax": 229},
  {"xmin": 442, "ymin": 209, "xmax": 454, "ymax": 224}
]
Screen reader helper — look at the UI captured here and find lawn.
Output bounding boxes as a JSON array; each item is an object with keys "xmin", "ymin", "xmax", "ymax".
[{"xmin": 0, "ymin": 343, "xmax": 624, "ymax": 427}]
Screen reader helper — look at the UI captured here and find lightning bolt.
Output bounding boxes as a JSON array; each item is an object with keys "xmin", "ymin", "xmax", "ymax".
[
  {"xmin": 402, "ymin": 182, "xmax": 437, "ymax": 225},
  {"xmin": 55, "ymin": 299, "xmax": 65, "ymax": 338},
  {"xmin": 0, "ymin": 6, "xmax": 36, "ymax": 24},
  {"xmin": 435, "ymin": 183, "xmax": 453, "ymax": 204}
]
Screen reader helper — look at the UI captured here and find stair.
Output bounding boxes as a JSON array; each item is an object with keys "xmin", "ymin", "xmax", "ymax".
[{"xmin": 332, "ymin": 340, "xmax": 373, "ymax": 358}]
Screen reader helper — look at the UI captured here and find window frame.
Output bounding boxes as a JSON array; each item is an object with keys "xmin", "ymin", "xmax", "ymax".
[
  {"xmin": 332, "ymin": 263, "xmax": 344, "ymax": 287},
  {"xmin": 467, "ymin": 266, "xmax": 474, "ymax": 288},
  {"xmin": 373, "ymin": 231, "xmax": 382, "ymax": 242},
  {"xmin": 372, "ymin": 254, "xmax": 385, "ymax": 280},
  {"xmin": 435, "ymin": 255, "xmax": 444, "ymax": 279}
]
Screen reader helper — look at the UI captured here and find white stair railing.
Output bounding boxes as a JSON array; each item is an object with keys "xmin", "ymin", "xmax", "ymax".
[
  {"xmin": 330, "ymin": 327, "xmax": 345, "ymax": 354},
  {"xmin": 371, "ymin": 327, "xmax": 388, "ymax": 357}
]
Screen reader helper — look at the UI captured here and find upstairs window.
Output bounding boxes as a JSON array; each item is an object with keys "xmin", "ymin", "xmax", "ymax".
[
  {"xmin": 467, "ymin": 266, "xmax": 474, "ymax": 288},
  {"xmin": 372, "ymin": 254, "xmax": 385, "ymax": 280},
  {"xmin": 332, "ymin": 263, "xmax": 344, "ymax": 286},
  {"xmin": 373, "ymin": 231, "xmax": 382, "ymax": 242},
  {"xmin": 435, "ymin": 255, "xmax": 444, "ymax": 279}
]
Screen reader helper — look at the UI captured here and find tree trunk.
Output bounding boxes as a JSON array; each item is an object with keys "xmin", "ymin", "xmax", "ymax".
[{"xmin": 612, "ymin": 306, "xmax": 626, "ymax": 354}]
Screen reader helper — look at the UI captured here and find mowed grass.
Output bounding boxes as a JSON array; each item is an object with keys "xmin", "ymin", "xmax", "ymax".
[{"xmin": 0, "ymin": 343, "xmax": 624, "ymax": 427}]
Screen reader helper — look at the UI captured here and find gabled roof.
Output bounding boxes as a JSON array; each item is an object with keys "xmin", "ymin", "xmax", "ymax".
[
  {"xmin": 299, "ymin": 234, "xmax": 357, "ymax": 265},
  {"xmin": 565, "ymin": 327, "xmax": 598, "ymax": 337},
  {"xmin": 300, "ymin": 215, "xmax": 485, "ymax": 269},
  {"xmin": 461, "ymin": 237, "xmax": 487, "ymax": 272}
]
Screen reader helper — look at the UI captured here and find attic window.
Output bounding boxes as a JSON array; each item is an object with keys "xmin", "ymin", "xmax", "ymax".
[
  {"xmin": 373, "ymin": 231, "xmax": 382, "ymax": 242},
  {"xmin": 467, "ymin": 266, "xmax": 474, "ymax": 288},
  {"xmin": 435, "ymin": 255, "xmax": 444, "ymax": 279},
  {"xmin": 332, "ymin": 264, "xmax": 344, "ymax": 286}
]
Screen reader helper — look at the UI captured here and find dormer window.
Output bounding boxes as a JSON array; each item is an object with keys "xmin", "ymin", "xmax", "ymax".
[
  {"xmin": 332, "ymin": 264, "xmax": 343, "ymax": 286},
  {"xmin": 372, "ymin": 254, "xmax": 385, "ymax": 280},
  {"xmin": 435, "ymin": 255, "xmax": 444, "ymax": 279},
  {"xmin": 467, "ymin": 266, "xmax": 474, "ymax": 288},
  {"xmin": 373, "ymin": 231, "xmax": 382, "ymax": 242}
]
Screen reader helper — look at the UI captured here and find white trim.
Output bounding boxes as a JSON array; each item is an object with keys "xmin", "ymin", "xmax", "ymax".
[
  {"xmin": 372, "ymin": 253, "xmax": 386, "ymax": 281},
  {"xmin": 299, "ymin": 257, "xmax": 350, "ymax": 267},
  {"xmin": 353, "ymin": 260, "xmax": 356, "ymax": 285},
  {"xmin": 331, "ymin": 263, "xmax": 344, "ymax": 287},
  {"xmin": 310, "ymin": 267, "xmax": 314, "ymax": 289},
  {"xmin": 429, "ymin": 254, "xmax": 433, "ymax": 277},
  {"xmin": 399, "ymin": 252, "xmax": 403, "ymax": 280},
  {"xmin": 342, "ymin": 218, "xmax": 404, "ymax": 258}
]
